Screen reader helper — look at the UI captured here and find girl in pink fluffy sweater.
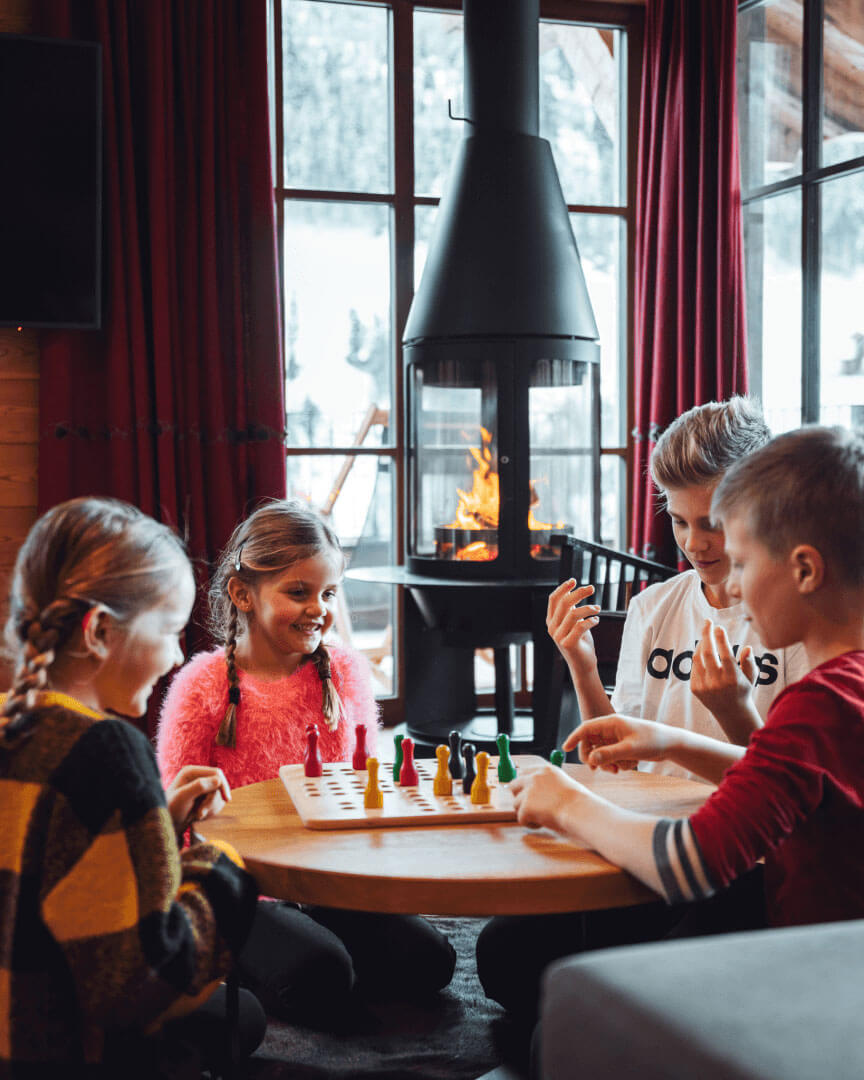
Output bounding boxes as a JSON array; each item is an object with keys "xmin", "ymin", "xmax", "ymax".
[{"xmin": 156, "ymin": 500, "xmax": 454, "ymax": 1025}]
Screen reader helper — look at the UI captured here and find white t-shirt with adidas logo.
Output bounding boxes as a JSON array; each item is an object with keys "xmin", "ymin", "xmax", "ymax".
[{"xmin": 610, "ymin": 568, "xmax": 811, "ymax": 781}]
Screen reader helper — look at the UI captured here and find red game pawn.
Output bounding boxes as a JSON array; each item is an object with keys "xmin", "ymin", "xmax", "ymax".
[
  {"xmin": 304, "ymin": 723, "xmax": 323, "ymax": 777},
  {"xmin": 399, "ymin": 736, "xmax": 419, "ymax": 786},
  {"xmin": 352, "ymin": 724, "xmax": 369, "ymax": 771}
]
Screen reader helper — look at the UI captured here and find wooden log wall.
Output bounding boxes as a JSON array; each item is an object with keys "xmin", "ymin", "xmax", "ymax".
[
  {"xmin": 0, "ymin": 0, "xmax": 38, "ymax": 680},
  {"xmin": 0, "ymin": 331, "xmax": 38, "ymax": 586}
]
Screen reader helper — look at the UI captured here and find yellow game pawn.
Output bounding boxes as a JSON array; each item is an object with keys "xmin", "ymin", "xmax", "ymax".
[
  {"xmin": 364, "ymin": 757, "xmax": 384, "ymax": 809},
  {"xmin": 470, "ymin": 750, "xmax": 491, "ymax": 805},
  {"xmin": 433, "ymin": 744, "xmax": 453, "ymax": 796}
]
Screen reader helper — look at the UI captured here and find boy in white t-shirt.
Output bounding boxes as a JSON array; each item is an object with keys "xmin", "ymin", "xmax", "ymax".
[
  {"xmin": 477, "ymin": 396, "xmax": 808, "ymax": 1018},
  {"xmin": 546, "ymin": 396, "xmax": 809, "ymax": 779}
]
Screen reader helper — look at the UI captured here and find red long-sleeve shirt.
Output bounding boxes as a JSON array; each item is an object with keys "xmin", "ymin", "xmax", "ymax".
[{"xmin": 653, "ymin": 652, "xmax": 864, "ymax": 927}]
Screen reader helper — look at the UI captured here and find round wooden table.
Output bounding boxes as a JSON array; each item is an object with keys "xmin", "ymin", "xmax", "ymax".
[{"xmin": 195, "ymin": 763, "xmax": 711, "ymax": 917}]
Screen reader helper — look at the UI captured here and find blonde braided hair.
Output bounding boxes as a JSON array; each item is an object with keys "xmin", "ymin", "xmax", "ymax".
[
  {"xmin": 0, "ymin": 600, "xmax": 80, "ymax": 738},
  {"xmin": 1, "ymin": 497, "xmax": 190, "ymax": 745},
  {"xmin": 209, "ymin": 499, "xmax": 347, "ymax": 745}
]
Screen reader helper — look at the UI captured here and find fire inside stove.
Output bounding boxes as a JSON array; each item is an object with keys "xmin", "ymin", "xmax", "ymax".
[{"xmin": 434, "ymin": 427, "xmax": 562, "ymax": 562}]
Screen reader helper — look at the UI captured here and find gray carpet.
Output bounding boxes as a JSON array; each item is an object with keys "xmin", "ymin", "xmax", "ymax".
[{"xmin": 246, "ymin": 917, "xmax": 532, "ymax": 1080}]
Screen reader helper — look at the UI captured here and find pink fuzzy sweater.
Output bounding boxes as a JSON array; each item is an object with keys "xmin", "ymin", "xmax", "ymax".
[{"xmin": 156, "ymin": 644, "xmax": 380, "ymax": 789}]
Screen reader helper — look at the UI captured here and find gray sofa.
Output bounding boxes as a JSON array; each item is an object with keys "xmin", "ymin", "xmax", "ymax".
[{"xmin": 539, "ymin": 919, "xmax": 864, "ymax": 1079}]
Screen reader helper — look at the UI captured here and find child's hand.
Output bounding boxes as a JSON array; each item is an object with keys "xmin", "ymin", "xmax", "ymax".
[
  {"xmin": 691, "ymin": 619, "xmax": 757, "ymax": 715},
  {"xmin": 510, "ymin": 762, "xmax": 587, "ymax": 832},
  {"xmin": 166, "ymin": 765, "xmax": 231, "ymax": 833},
  {"xmin": 564, "ymin": 714, "xmax": 673, "ymax": 771},
  {"xmin": 546, "ymin": 580, "xmax": 600, "ymax": 676}
]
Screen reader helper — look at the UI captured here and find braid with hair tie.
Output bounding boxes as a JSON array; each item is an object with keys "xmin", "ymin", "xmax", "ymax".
[
  {"xmin": 1, "ymin": 598, "xmax": 82, "ymax": 741},
  {"xmin": 312, "ymin": 643, "xmax": 346, "ymax": 733},
  {"xmin": 215, "ymin": 604, "xmax": 240, "ymax": 748}
]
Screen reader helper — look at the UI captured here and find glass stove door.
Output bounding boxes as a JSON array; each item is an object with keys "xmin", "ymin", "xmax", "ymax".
[
  {"xmin": 412, "ymin": 359, "xmax": 500, "ymax": 563},
  {"xmin": 528, "ymin": 358, "xmax": 595, "ymax": 561}
]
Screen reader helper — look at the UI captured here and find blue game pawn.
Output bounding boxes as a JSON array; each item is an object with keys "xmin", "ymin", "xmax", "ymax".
[
  {"xmin": 462, "ymin": 742, "xmax": 476, "ymax": 796},
  {"xmin": 496, "ymin": 732, "xmax": 517, "ymax": 783},
  {"xmin": 448, "ymin": 730, "xmax": 464, "ymax": 780}
]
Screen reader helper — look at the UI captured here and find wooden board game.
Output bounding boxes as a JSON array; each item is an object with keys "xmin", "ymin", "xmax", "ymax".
[{"xmin": 279, "ymin": 756, "xmax": 529, "ymax": 830}]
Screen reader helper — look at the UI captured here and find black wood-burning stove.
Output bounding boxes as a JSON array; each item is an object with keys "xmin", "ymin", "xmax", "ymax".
[
  {"xmin": 398, "ymin": 348, "xmax": 600, "ymax": 754},
  {"xmin": 358, "ymin": 0, "xmax": 601, "ymax": 753}
]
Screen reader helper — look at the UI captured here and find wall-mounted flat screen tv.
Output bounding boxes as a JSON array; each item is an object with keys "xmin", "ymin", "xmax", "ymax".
[{"xmin": 0, "ymin": 34, "xmax": 102, "ymax": 329}]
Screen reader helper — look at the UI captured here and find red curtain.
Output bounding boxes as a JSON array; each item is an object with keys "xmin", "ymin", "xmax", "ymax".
[
  {"xmin": 630, "ymin": 0, "xmax": 747, "ymax": 566},
  {"xmin": 35, "ymin": 1, "xmax": 285, "ymax": 720}
]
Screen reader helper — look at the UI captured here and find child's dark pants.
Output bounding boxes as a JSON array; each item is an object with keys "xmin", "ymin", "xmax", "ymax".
[
  {"xmin": 236, "ymin": 898, "xmax": 456, "ymax": 1024},
  {"xmin": 477, "ymin": 866, "xmax": 766, "ymax": 1020}
]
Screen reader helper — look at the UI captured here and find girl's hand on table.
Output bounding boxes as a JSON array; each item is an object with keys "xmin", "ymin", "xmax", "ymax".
[
  {"xmin": 564, "ymin": 714, "xmax": 674, "ymax": 772},
  {"xmin": 166, "ymin": 765, "xmax": 231, "ymax": 833}
]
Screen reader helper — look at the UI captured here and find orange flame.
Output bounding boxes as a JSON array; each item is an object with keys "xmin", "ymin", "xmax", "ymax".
[
  {"xmin": 445, "ymin": 427, "xmax": 499, "ymax": 532},
  {"xmin": 445, "ymin": 428, "xmax": 562, "ymax": 561}
]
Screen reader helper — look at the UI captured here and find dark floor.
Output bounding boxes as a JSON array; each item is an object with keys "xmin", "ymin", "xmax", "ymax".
[{"xmin": 245, "ymin": 917, "xmax": 533, "ymax": 1080}]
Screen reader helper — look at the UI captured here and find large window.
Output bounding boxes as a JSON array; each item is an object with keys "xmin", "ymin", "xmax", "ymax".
[
  {"xmin": 269, "ymin": 0, "xmax": 638, "ymax": 716},
  {"xmin": 738, "ymin": 0, "xmax": 864, "ymax": 434}
]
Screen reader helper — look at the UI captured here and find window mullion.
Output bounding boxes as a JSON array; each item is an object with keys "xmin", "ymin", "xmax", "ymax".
[
  {"xmin": 273, "ymin": 0, "xmax": 285, "ymax": 331},
  {"xmin": 390, "ymin": 0, "xmax": 416, "ymax": 712},
  {"xmin": 393, "ymin": 0, "xmax": 414, "ymax": 566},
  {"xmin": 801, "ymin": 0, "xmax": 824, "ymax": 423},
  {"xmin": 801, "ymin": 185, "xmax": 821, "ymax": 424}
]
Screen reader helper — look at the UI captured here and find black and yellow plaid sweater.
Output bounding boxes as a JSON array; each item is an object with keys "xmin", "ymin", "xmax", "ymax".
[{"xmin": 0, "ymin": 692, "xmax": 258, "ymax": 1072}]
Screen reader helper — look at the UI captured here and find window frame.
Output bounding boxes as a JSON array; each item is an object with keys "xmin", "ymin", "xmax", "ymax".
[
  {"xmin": 738, "ymin": 0, "xmax": 864, "ymax": 424},
  {"xmin": 269, "ymin": 0, "xmax": 643, "ymax": 723}
]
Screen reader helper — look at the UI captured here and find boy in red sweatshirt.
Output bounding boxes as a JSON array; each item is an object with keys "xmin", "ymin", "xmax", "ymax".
[{"xmin": 515, "ymin": 425, "xmax": 864, "ymax": 930}]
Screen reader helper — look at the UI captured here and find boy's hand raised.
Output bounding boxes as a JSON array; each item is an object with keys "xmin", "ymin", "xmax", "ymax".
[
  {"xmin": 691, "ymin": 620, "xmax": 756, "ymax": 706},
  {"xmin": 166, "ymin": 765, "xmax": 231, "ymax": 833},
  {"xmin": 691, "ymin": 620, "xmax": 762, "ymax": 744},
  {"xmin": 546, "ymin": 580, "xmax": 600, "ymax": 676},
  {"xmin": 564, "ymin": 714, "xmax": 674, "ymax": 772}
]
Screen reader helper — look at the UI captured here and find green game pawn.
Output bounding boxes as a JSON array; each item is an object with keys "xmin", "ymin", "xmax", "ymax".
[
  {"xmin": 393, "ymin": 733, "xmax": 405, "ymax": 784},
  {"xmin": 550, "ymin": 749, "xmax": 565, "ymax": 768},
  {"xmin": 496, "ymin": 732, "xmax": 517, "ymax": 783}
]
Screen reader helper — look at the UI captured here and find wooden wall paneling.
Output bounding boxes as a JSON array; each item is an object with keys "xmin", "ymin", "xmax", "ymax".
[
  {"xmin": 0, "ymin": 375, "xmax": 38, "ymax": 443},
  {"xmin": 0, "ymin": 440, "xmax": 38, "ymax": 504},
  {"xmin": 0, "ymin": 0, "xmax": 31, "ymax": 33},
  {"xmin": 0, "ymin": 328, "xmax": 39, "ymax": 679},
  {"xmin": 0, "ymin": 506, "xmax": 35, "ymax": 566}
]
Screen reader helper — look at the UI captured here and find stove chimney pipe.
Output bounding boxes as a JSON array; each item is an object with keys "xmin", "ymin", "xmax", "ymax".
[
  {"xmin": 403, "ymin": 0, "xmax": 599, "ymax": 347},
  {"xmin": 464, "ymin": 0, "xmax": 538, "ymax": 136}
]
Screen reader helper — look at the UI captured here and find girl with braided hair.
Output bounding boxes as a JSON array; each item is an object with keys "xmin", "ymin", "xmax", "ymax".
[
  {"xmin": 158, "ymin": 499, "xmax": 377, "ymax": 783},
  {"xmin": 0, "ymin": 496, "xmax": 264, "ymax": 1077},
  {"xmin": 156, "ymin": 499, "xmax": 455, "ymax": 1024}
]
